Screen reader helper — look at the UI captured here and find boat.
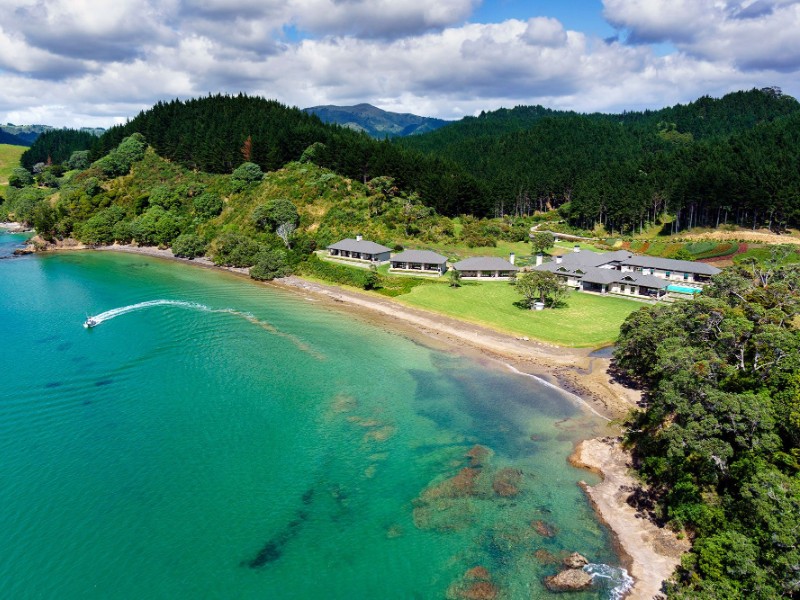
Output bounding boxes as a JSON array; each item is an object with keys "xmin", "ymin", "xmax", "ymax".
[{"xmin": 84, "ymin": 317, "xmax": 98, "ymax": 328}]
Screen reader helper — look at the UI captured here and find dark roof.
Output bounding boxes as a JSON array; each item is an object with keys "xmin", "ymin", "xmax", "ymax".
[
  {"xmin": 536, "ymin": 263, "xmax": 669, "ymax": 289},
  {"xmin": 580, "ymin": 268, "xmax": 620, "ymax": 285},
  {"xmin": 391, "ymin": 250, "xmax": 448, "ymax": 264},
  {"xmin": 622, "ymin": 256, "xmax": 721, "ymax": 275},
  {"xmin": 617, "ymin": 273, "xmax": 669, "ymax": 289},
  {"xmin": 327, "ymin": 238, "xmax": 391, "ymax": 254},
  {"xmin": 452, "ymin": 257, "xmax": 519, "ymax": 271},
  {"xmin": 548, "ymin": 249, "xmax": 633, "ymax": 269}
]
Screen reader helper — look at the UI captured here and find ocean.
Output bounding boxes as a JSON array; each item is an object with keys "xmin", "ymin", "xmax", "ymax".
[{"xmin": 0, "ymin": 235, "xmax": 630, "ymax": 599}]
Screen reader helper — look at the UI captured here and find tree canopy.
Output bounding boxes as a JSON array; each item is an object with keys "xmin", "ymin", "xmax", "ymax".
[{"xmin": 614, "ymin": 257, "xmax": 800, "ymax": 598}]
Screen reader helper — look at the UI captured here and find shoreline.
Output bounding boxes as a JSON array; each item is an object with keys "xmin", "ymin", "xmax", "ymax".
[
  {"xmin": 30, "ymin": 240, "xmax": 684, "ymax": 598},
  {"xmin": 570, "ymin": 439, "xmax": 691, "ymax": 600}
]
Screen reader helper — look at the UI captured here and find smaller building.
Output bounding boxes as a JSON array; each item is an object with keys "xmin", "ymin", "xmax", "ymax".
[
  {"xmin": 390, "ymin": 250, "xmax": 448, "ymax": 275},
  {"xmin": 452, "ymin": 256, "xmax": 519, "ymax": 279},
  {"xmin": 327, "ymin": 236, "xmax": 391, "ymax": 263}
]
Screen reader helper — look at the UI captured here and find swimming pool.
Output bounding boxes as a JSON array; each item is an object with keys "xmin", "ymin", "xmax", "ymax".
[{"xmin": 667, "ymin": 284, "xmax": 702, "ymax": 294}]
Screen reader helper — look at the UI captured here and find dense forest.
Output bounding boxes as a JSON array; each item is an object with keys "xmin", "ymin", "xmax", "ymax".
[
  {"xmin": 614, "ymin": 254, "xmax": 800, "ymax": 598},
  {"xmin": 400, "ymin": 88, "xmax": 800, "ymax": 233},
  {"xmin": 20, "ymin": 129, "xmax": 100, "ymax": 170},
  {"xmin": 93, "ymin": 95, "xmax": 488, "ymax": 216},
  {"xmin": 19, "ymin": 89, "xmax": 800, "ymax": 230}
]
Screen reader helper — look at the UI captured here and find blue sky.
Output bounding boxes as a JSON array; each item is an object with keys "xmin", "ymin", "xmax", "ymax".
[
  {"xmin": 1, "ymin": 0, "xmax": 799, "ymax": 126},
  {"xmin": 474, "ymin": 0, "xmax": 614, "ymax": 36}
]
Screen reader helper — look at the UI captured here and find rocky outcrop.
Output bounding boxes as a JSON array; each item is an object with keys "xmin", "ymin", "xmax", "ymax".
[
  {"xmin": 465, "ymin": 444, "xmax": 493, "ymax": 467},
  {"xmin": 543, "ymin": 553, "xmax": 593, "ymax": 593},
  {"xmin": 447, "ymin": 566, "xmax": 499, "ymax": 600},
  {"xmin": 543, "ymin": 568, "xmax": 593, "ymax": 593},
  {"xmin": 531, "ymin": 519, "xmax": 558, "ymax": 538},
  {"xmin": 563, "ymin": 552, "xmax": 589, "ymax": 569},
  {"xmin": 491, "ymin": 468, "xmax": 522, "ymax": 497}
]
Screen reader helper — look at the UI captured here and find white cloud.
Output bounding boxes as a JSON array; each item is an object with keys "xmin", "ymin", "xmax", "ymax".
[
  {"xmin": 0, "ymin": 1, "xmax": 799, "ymax": 127},
  {"xmin": 288, "ymin": 0, "xmax": 480, "ymax": 38},
  {"xmin": 603, "ymin": 0, "xmax": 800, "ymax": 71}
]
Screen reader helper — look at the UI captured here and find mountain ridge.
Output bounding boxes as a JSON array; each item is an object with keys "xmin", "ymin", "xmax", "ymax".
[{"xmin": 303, "ymin": 103, "xmax": 449, "ymax": 138}]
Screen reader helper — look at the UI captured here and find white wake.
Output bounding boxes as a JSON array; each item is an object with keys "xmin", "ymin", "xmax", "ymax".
[
  {"xmin": 88, "ymin": 299, "xmax": 245, "ymax": 325},
  {"xmin": 85, "ymin": 299, "xmax": 325, "ymax": 359}
]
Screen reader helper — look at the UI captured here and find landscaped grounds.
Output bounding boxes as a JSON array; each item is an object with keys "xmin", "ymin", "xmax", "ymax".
[{"xmin": 398, "ymin": 281, "xmax": 643, "ymax": 347}]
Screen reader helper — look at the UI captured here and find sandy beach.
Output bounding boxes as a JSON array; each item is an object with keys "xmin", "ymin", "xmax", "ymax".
[{"xmin": 29, "ymin": 240, "xmax": 685, "ymax": 598}]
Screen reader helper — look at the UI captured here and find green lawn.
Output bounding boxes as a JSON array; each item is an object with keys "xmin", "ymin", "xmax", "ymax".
[
  {"xmin": 397, "ymin": 282, "xmax": 643, "ymax": 347},
  {"xmin": 0, "ymin": 144, "xmax": 26, "ymax": 196}
]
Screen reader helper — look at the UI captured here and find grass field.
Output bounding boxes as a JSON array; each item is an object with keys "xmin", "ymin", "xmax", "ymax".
[
  {"xmin": 397, "ymin": 281, "xmax": 643, "ymax": 347},
  {"xmin": 0, "ymin": 144, "xmax": 26, "ymax": 196}
]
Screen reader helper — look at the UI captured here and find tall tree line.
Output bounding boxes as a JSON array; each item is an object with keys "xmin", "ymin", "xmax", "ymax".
[
  {"xmin": 400, "ymin": 88, "xmax": 800, "ymax": 232},
  {"xmin": 21, "ymin": 129, "xmax": 98, "ymax": 170},
  {"xmin": 93, "ymin": 94, "xmax": 489, "ymax": 217}
]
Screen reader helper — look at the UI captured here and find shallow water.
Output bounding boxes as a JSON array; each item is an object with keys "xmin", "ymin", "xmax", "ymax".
[{"xmin": 0, "ymin": 251, "xmax": 628, "ymax": 598}]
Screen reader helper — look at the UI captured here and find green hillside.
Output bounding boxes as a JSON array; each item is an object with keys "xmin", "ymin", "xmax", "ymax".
[
  {"xmin": 93, "ymin": 94, "xmax": 488, "ymax": 216},
  {"xmin": 0, "ymin": 144, "xmax": 27, "ymax": 195},
  {"xmin": 401, "ymin": 88, "xmax": 800, "ymax": 233}
]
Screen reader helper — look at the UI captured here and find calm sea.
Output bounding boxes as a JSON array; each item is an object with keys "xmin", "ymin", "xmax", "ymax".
[{"xmin": 0, "ymin": 236, "xmax": 629, "ymax": 599}]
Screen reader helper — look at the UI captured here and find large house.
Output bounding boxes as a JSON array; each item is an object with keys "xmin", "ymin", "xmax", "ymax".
[
  {"xmin": 390, "ymin": 250, "xmax": 448, "ymax": 275},
  {"xmin": 533, "ymin": 246, "xmax": 721, "ymax": 299},
  {"xmin": 327, "ymin": 236, "xmax": 391, "ymax": 263},
  {"xmin": 452, "ymin": 256, "xmax": 519, "ymax": 279}
]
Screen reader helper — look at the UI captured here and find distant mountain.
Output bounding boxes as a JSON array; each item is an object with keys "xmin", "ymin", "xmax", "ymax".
[
  {"xmin": 0, "ymin": 129, "xmax": 30, "ymax": 146},
  {"xmin": 303, "ymin": 103, "xmax": 449, "ymax": 138},
  {"xmin": 1, "ymin": 124, "xmax": 105, "ymax": 146},
  {"xmin": 1, "ymin": 124, "xmax": 54, "ymax": 145}
]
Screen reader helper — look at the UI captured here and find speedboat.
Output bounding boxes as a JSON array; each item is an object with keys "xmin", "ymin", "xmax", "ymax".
[{"xmin": 84, "ymin": 317, "xmax": 98, "ymax": 328}]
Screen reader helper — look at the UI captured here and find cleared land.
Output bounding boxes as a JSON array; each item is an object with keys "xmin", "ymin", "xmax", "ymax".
[
  {"xmin": 398, "ymin": 281, "xmax": 642, "ymax": 347},
  {"xmin": 0, "ymin": 144, "xmax": 26, "ymax": 195}
]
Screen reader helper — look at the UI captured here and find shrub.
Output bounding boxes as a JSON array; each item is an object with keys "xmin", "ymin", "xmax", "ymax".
[
  {"xmin": 9, "ymin": 167, "xmax": 33, "ymax": 188},
  {"xmin": 172, "ymin": 234, "xmax": 207, "ymax": 259},
  {"xmin": 66, "ymin": 150, "xmax": 90, "ymax": 171},
  {"xmin": 231, "ymin": 162, "xmax": 263, "ymax": 183},
  {"xmin": 78, "ymin": 206, "xmax": 125, "ymax": 245},
  {"xmin": 249, "ymin": 249, "xmax": 291, "ymax": 280},
  {"xmin": 148, "ymin": 186, "xmax": 183, "ymax": 211},
  {"xmin": 192, "ymin": 192, "xmax": 223, "ymax": 218},
  {"xmin": 252, "ymin": 198, "xmax": 299, "ymax": 231},
  {"xmin": 212, "ymin": 233, "xmax": 262, "ymax": 267}
]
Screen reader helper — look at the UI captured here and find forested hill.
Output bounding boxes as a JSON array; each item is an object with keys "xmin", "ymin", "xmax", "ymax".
[
  {"xmin": 399, "ymin": 88, "xmax": 800, "ymax": 232},
  {"xmin": 21, "ymin": 129, "xmax": 100, "ymax": 170},
  {"xmin": 0, "ymin": 130, "xmax": 29, "ymax": 146},
  {"xmin": 303, "ymin": 103, "xmax": 449, "ymax": 138},
  {"xmin": 94, "ymin": 94, "xmax": 487, "ymax": 216}
]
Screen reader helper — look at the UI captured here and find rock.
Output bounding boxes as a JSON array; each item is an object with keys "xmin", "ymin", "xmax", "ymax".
[
  {"xmin": 531, "ymin": 519, "xmax": 558, "ymax": 538},
  {"xmin": 563, "ymin": 552, "xmax": 589, "ymax": 569},
  {"xmin": 534, "ymin": 549, "xmax": 561, "ymax": 565},
  {"xmin": 492, "ymin": 468, "xmax": 522, "ymax": 497},
  {"xmin": 385, "ymin": 524, "xmax": 403, "ymax": 538},
  {"xmin": 422, "ymin": 467, "xmax": 482, "ymax": 501},
  {"xmin": 363, "ymin": 425, "xmax": 395, "ymax": 443},
  {"xmin": 448, "ymin": 569, "xmax": 498, "ymax": 600},
  {"xmin": 464, "ymin": 566, "xmax": 491, "ymax": 581},
  {"xmin": 331, "ymin": 393, "xmax": 357, "ymax": 413},
  {"xmin": 543, "ymin": 568, "xmax": 594, "ymax": 592},
  {"xmin": 460, "ymin": 582, "xmax": 498, "ymax": 600},
  {"xmin": 465, "ymin": 444, "xmax": 493, "ymax": 467}
]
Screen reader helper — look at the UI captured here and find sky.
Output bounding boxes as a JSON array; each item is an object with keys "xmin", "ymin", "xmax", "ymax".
[{"xmin": 1, "ymin": 0, "xmax": 800, "ymax": 127}]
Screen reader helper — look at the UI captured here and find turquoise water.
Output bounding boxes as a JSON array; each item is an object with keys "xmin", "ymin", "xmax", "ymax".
[
  {"xmin": 0, "ymin": 248, "xmax": 628, "ymax": 599},
  {"xmin": 666, "ymin": 284, "xmax": 701, "ymax": 294}
]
